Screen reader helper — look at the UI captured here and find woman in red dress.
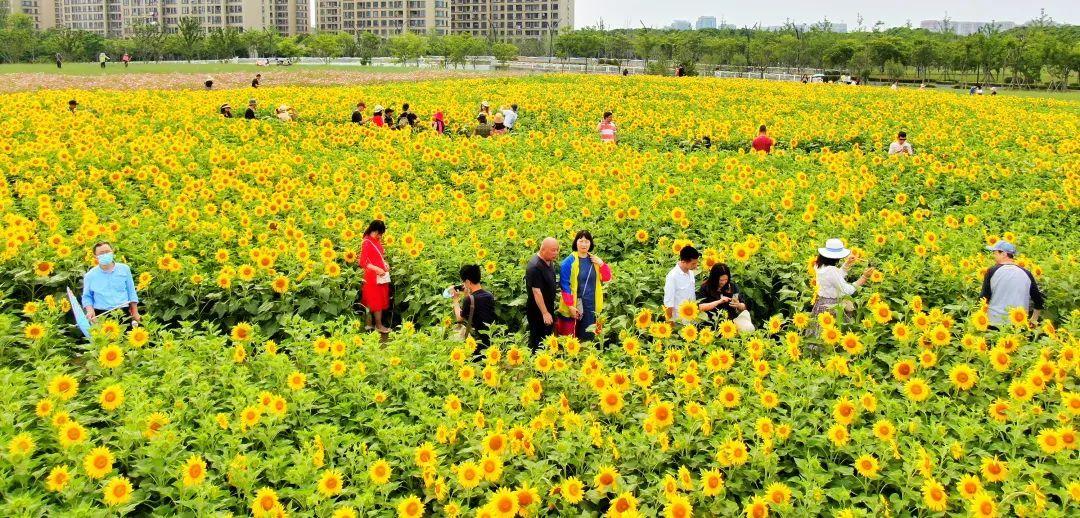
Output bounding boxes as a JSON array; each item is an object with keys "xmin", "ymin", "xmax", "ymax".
[{"xmin": 358, "ymin": 220, "xmax": 391, "ymax": 333}]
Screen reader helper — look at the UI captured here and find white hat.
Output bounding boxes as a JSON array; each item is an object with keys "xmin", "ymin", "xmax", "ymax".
[
  {"xmin": 818, "ymin": 238, "xmax": 851, "ymax": 259},
  {"xmin": 373, "ymin": 104, "xmax": 384, "ymax": 112},
  {"xmin": 481, "ymin": 101, "xmax": 490, "ymax": 107}
]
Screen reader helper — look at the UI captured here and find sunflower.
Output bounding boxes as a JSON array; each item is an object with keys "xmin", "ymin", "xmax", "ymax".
[
  {"xmin": 231, "ymin": 322, "xmax": 254, "ymax": 342},
  {"xmin": 58, "ymin": 421, "xmax": 87, "ymax": 448},
  {"xmin": 969, "ymin": 491, "xmax": 997, "ymax": 518},
  {"xmin": 592, "ymin": 465, "xmax": 619, "ymax": 492},
  {"xmin": 7, "ymin": 432, "xmax": 33, "ymax": 457},
  {"xmin": 599, "ymin": 388, "xmax": 624, "ymax": 415},
  {"xmin": 718, "ymin": 386, "xmax": 741, "ymax": 408},
  {"xmin": 699, "ymin": 468, "xmax": 724, "ymax": 496},
  {"xmin": 854, "ymin": 454, "xmax": 880, "ymax": 478},
  {"xmin": 271, "ymin": 276, "xmax": 289, "ymax": 294},
  {"xmin": 921, "ymin": 478, "xmax": 947, "ymax": 512},
  {"xmin": 165, "ymin": 452, "xmax": 201, "ymax": 487},
  {"xmin": 833, "ymin": 399, "xmax": 857, "ymax": 425},
  {"xmin": 634, "ymin": 308, "xmax": 653, "ymax": 329},
  {"xmin": 286, "ymin": 371, "xmax": 306, "ymax": 390},
  {"xmin": 827, "ymin": 424, "xmax": 850, "ymax": 446},
  {"xmin": 949, "ymin": 364, "xmax": 978, "ymax": 391},
  {"xmin": 648, "ymin": 401, "xmax": 675, "ymax": 429},
  {"xmin": 456, "ymin": 461, "xmax": 480, "ymax": 489},
  {"xmin": 904, "ymin": 378, "xmax": 931, "ymax": 402},
  {"xmin": 414, "ymin": 442, "xmax": 437, "ymax": 467},
  {"xmin": 1036, "ymin": 428, "xmax": 1063, "ymax": 454},
  {"xmin": 317, "ymin": 468, "xmax": 344, "ymax": 497},
  {"xmin": 144, "ymin": 412, "xmax": 169, "ymax": 438},
  {"xmin": 487, "ymin": 487, "xmax": 518, "ymax": 517},
  {"xmin": 482, "ymin": 432, "xmax": 507, "ymax": 457},
  {"xmin": 980, "ymin": 457, "xmax": 1008, "ymax": 482},
  {"xmin": 1007, "ymin": 307, "xmax": 1028, "ymax": 327},
  {"xmin": 397, "ymin": 495, "xmax": 424, "ymax": 518},
  {"xmin": 766, "ymin": 482, "xmax": 792, "ymax": 506},
  {"xmin": 870, "ymin": 419, "xmax": 895, "ymax": 442},
  {"xmin": 362, "ymin": 458, "xmax": 391, "ymax": 484},
  {"xmin": 957, "ymin": 474, "xmax": 983, "ymax": 500},
  {"xmin": 48, "ymin": 374, "xmax": 79, "ymax": 400},
  {"xmin": 743, "ymin": 495, "xmax": 768, "ymax": 518},
  {"xmin": 25, "ymin": 323, "xmax": 47, "ymax": 340},
  {"xmin": 251, "ymin": 487, "xmax": 280, "ymax": 516},
  {"xmin": 102, "ymin": 476, "xmax": 133, "ymax": 506},
  {"xmin": 240, "ymin": 406, "xmax": 261, "ymax": 430},
  {"xmin": 665, "ymin": 493, "xmax": 692, "ymax": 518},
  {"xmin": 561, "ymin": 476, "xmax": 584, "ymax": 504},
  {"xmin": 676, "ymin": 300, "xmax": 699, "ymax": 321},
  {"xmin": 98, "ymin": 344, "xmax": 124, "ymax": 369},
  {"xmin": 127, "ymin": 327, "xmax": 149, "ymax": 347},
  {"xmin": 45, "ymin": 464, "xmax": 72, "ymax": 492},
  {"xmin": 83, "ymin": 446, "xmax": 115, "ymax": 479}
]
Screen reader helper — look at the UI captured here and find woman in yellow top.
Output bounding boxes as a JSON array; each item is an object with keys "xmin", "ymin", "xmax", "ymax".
[{"xmin": 557, "ymin": 230, "xmax": 613, "ymax": 340}]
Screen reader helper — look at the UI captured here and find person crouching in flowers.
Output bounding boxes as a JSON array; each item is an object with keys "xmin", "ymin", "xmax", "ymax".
[
  {"xmin": 556, "ymin": 230, "xmax": 613, "ymax": 341},
  {"xmin": 81, "ymin": 241, "xmax": 141, "ymax": 325},
  {"xmin": 701, "ymin": 263, "xmax": 753, "ymax": 332},
  {"xmin": 358, "ymin": 220, "xmax": 392, "ymax": 334},
  {"xmin": 810, "ymin": 238, "xmax": 874, "ymax": 334}
]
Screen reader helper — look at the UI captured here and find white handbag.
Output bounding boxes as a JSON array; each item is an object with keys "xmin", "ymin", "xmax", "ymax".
[{"xmin": 734, "ymin": 310, "xmax": 755, "ymax": 333}]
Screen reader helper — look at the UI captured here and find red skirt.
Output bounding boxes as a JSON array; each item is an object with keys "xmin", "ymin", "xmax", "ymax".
[{"xmin": 362, "ymin": 281, "xmax": 390, "ymax": 312}]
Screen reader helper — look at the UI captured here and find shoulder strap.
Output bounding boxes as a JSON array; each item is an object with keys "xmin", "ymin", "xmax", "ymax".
[
  {"xmin": 465, "ymin": 294, "xmax": 476, "ymax": 337},
  {"xmin": 366, "ymin": 237, "xmax": 386, "ymax": 264}
]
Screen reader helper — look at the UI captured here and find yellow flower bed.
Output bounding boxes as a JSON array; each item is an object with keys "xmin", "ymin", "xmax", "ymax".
[{"xmin": 1, "ymin": 75, "xmax": 1078, "ymax": 516}]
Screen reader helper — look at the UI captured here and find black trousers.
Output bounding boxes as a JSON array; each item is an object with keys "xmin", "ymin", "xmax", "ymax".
[{"xmin": 526, "ymin": 314, "xmax": 553, "ymax": 351}]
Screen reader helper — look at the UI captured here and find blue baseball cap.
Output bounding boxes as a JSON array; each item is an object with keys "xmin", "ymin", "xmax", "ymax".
[{"xmin": 985, "ymin": 241, "xmax": 1017, "ymax": 254}]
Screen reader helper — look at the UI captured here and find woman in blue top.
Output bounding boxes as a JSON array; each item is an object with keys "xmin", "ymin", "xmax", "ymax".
[{"xmin": 557, "ymin": 230, "xmax": 613, "ymax": 340}]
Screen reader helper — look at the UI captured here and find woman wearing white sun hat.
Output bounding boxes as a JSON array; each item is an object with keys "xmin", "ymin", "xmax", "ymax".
[{"xmin": 811, "ymin": 238, "xmax": 875, "ymax": 324}]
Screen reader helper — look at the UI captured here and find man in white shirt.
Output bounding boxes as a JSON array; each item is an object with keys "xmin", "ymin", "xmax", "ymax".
[
  {"xmin": 664, "ymin": 246, "xmax": 700, "ymax": 323},
  {"xmin": 980, "ymin": 241, "xmax": 1044, "ymax": 327},
  {"xmin": 888, "ymin": 131, "xmax": 913, "ymax": 156},
  {"xmin": 501, "ymin": 104, "xmax": 518, "ymax": 130}
]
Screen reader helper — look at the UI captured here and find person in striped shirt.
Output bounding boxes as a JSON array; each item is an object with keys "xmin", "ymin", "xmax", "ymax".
[{"xmin": 598, "ymin": 111, "xmax": 617, "ymax": 143}]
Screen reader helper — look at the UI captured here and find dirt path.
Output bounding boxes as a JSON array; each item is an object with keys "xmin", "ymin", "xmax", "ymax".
[{"xmin": 1, "ymin": 69, "xmax": 528, "ymax": 93}]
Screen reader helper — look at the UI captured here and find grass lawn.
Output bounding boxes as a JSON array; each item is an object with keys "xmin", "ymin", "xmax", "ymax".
[
  {"xmin": 0, "ymin": 62, "xmax": 436, "ymax": 75},
  {"xmin": 924, "ymin": 84, "xmax": 1080, "ymax": 101}
]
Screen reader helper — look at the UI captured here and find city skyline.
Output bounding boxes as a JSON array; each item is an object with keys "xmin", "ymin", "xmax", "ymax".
[{"xmin": 574, "ymin": 1, "xmax": 1076, "ymax": 30}]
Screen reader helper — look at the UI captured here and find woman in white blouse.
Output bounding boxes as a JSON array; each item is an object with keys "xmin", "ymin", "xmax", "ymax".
[{"xmin": 812, "ymin": 238, "xmax": 875, "ymax": 322}]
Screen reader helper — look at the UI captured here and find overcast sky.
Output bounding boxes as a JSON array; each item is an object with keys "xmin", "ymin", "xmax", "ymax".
[{"xmin": 575, "ymin": 1, "xmax": 1075, "ymax": 29}]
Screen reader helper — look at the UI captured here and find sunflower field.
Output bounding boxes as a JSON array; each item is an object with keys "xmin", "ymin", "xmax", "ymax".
[{"xmin": 1, "ymin": 75, "xmax": 1079, "ymax": 517}]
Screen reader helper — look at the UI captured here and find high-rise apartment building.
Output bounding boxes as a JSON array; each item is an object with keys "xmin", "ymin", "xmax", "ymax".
[
  {"xmin": 319, "ymin": 0, "xmax": 450, "ymax": 37},
  {"xmin": 12, "ymin": 0, "xmax": 308, "ymax": 37},
  {"xmin": 4, "ymin": 0, "xmax": 59, "ymax": 29},
  {"xmin": 694, "ymin": 16, "xmax": 715, "ymax": 30}
]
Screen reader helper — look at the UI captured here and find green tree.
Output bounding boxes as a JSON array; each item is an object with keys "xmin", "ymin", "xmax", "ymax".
[
  {"xmin": 307, "ymin": 31, "xmax": 347, "ymax": 63},
  {"xmin": 491, "ymin": 42, "xmax": 518, "ymax": 66},
  {"xmin": 357, "ymin": 31, "xmax": 381, "ymax": 65},
  {"xmin": 206, "ymin": 28, "xmax": 244, "ymax": 60},
  {"xmin": 275, "ymin": 37, "xmax": 303, "ymax": 58},
  {"xmin": 824, "ymin": 40, "xmax": 858, "ymax": 70},
  {"xmin": 132, "ymin": 23, "xmax": 167, "ymax": 61},
  {"xmin": 387, "ymin": 32, "xmax": 426, "ymax": 66},
  {"xmin": 0, "ymin": 14, "xmax": 36, "ymax": 63},
  {"xmin": 177, "ymin": 17, "xmax": 204, "ymax": 61}
]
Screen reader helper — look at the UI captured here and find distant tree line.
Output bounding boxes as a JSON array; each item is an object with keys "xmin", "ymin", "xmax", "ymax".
[{"xmin": 1, "ymin": 11, "xmax": 1077, "ymax": 87}]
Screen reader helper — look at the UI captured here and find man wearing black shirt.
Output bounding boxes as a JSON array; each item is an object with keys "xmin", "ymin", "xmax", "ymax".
[
  {"xmin": 525, "ymin": 237, "xmax": 560, "ymax": 350},
  {"xmin": 245, "ymin": 99, "xmax": 257, "ymax": 120},
  {"xmin": 452, "ymin": 264, "xmax": 497, "ymax": 354},
  {"xmin": 352, "ymin": 102, "xmax": 366, "ymax": 124},
  {"xmin": 251, "ymin": 74, "xmax": 261, "ymax": 88}
]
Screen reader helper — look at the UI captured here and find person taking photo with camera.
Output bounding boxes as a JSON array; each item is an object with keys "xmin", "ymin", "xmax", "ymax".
[{"xmin": 449, "ymin": 264, "xmax": 496, "ymax": 353}]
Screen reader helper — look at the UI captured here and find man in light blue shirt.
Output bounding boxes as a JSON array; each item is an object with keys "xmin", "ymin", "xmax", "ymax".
[{"xmin": 81, "ymin": 241, "xmax": 141, "ymax": 323}]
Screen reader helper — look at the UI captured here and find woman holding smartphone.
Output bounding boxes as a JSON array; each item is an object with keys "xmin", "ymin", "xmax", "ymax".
[{"xmin": 701, "ymin": 263, "xmax": 751, "ymax": 330}]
